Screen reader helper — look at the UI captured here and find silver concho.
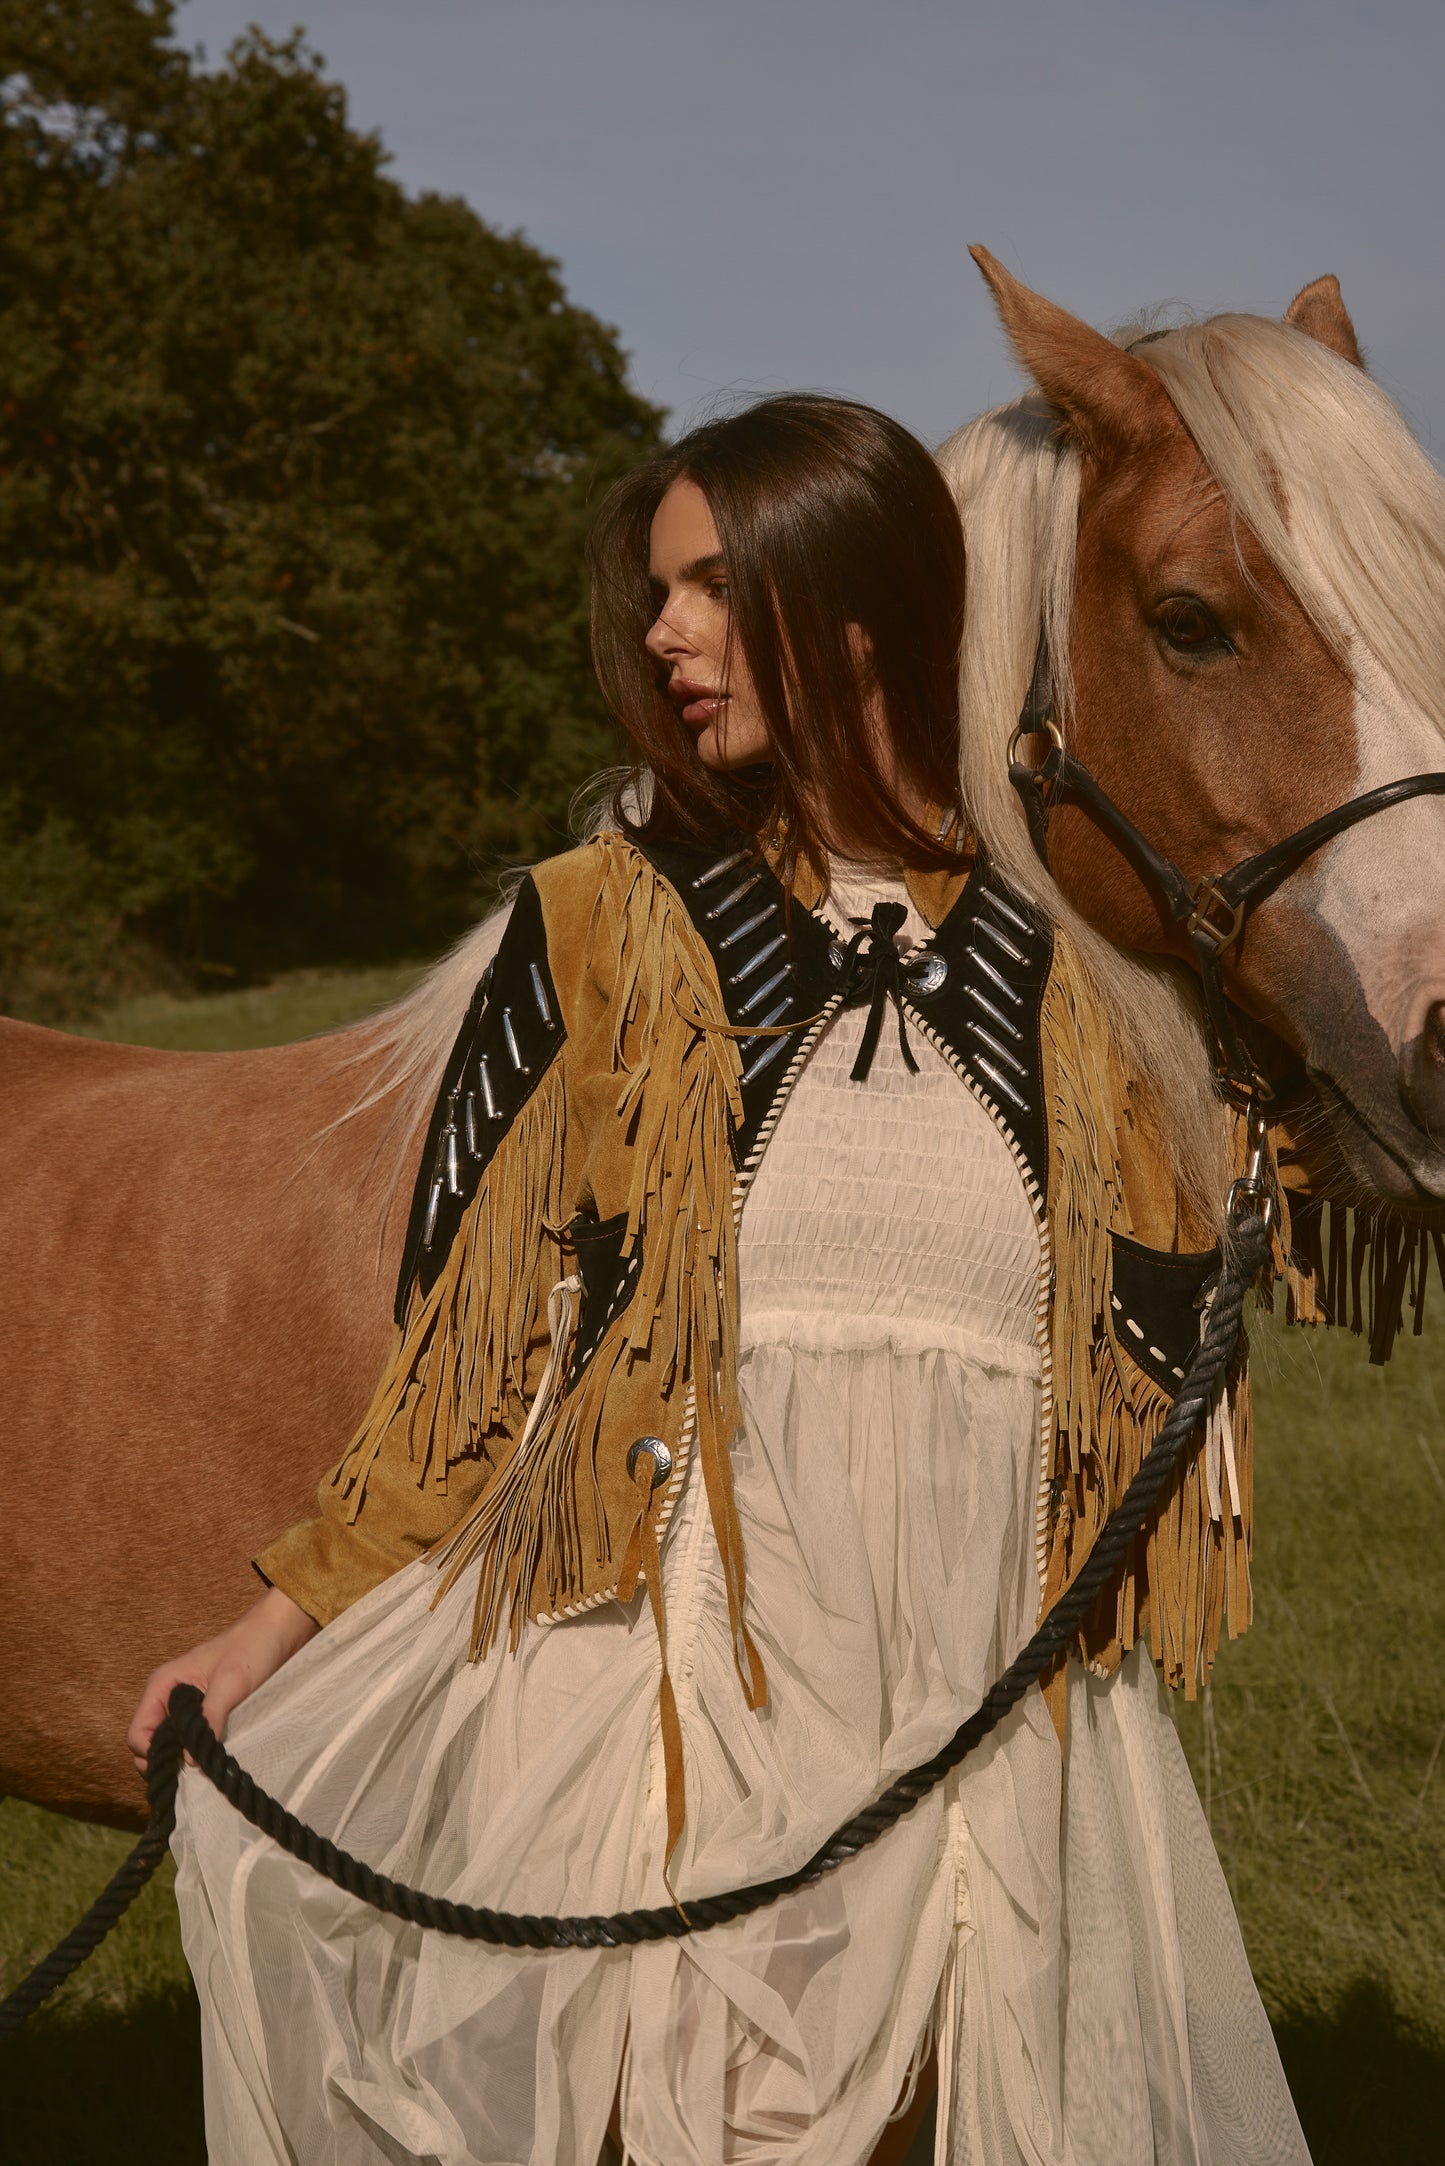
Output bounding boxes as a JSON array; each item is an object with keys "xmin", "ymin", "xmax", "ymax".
[
  {"xmin": 905, "ymin": 951, "xmax": 949, "ymax": 996},
  {"xmin": 625, "ymin": 1436, "xmax": 674, "ymax": 1490}
]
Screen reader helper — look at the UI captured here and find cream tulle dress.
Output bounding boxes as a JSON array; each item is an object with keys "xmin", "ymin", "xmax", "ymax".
[{"xmin": 173, "ymin": 868, "xmax": 1310, "ymax": 2166}]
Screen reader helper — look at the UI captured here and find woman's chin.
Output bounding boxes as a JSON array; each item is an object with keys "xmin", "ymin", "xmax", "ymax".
[{"xmin": 695, "ymin": 726, "xmax": 771, "ymax": 772}]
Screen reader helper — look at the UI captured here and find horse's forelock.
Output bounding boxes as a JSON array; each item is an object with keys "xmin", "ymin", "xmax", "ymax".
[{"xmin": 1139, "ymin": 312, "xmax": 1445, "ymax": 748}]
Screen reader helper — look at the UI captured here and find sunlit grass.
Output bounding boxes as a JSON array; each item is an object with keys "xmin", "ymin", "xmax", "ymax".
[
  {"xmin": 77, "ymin": 959, "xmax": 428, "ymax": 1052},
  {"xmin": 1175, "ymin": 1311, "xmax": 1445, "ymax": 2160},
  {"xmin": 0, "ymin": 1815, "xmax": 201, "ymax": 2165},
  {"xmin": 1177, "ymin": 1314, "xmax": 1445, "ymax": 2047},
  {"xmin": 3, "ymin": 965, "xmax": 1443, "ymax": 2159}
]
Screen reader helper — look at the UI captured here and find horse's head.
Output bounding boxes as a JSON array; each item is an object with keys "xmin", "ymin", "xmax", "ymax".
[{"xmin": 961, "ymin": 250, "xmax": 1445, "ymax": 1210}]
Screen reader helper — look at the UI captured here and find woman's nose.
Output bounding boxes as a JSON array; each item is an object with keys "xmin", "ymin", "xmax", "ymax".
[{"xmin": 645, "ymin": 607, "xmax": 690, "ymax": 661}]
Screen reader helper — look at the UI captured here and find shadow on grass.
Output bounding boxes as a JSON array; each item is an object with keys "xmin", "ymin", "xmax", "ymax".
[
  {"xmin": 901, "ymin": 1975, "xmax": 1443, "ymax": 2165},
  {"xmin": 0, "ymin": 1986, "xmax": 204, "ymax": 2166},
  {"xmin": 1, "ymin": 1969, "xmax": 1439, "ymax": 2162},
  {"xmin": 1274, "ymin": 1977, "xmax": 1445, "ymax": 2165}
]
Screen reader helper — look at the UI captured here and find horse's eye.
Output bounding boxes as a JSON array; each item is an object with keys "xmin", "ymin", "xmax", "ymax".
[{"xmin": 1156, "ymin": 595, "xmax": 1231, "ymax": 655}]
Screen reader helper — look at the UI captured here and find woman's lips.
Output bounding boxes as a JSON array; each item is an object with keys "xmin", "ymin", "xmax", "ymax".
[{"xmin": 670, "ymin": 681, "xmax": 729, "ymax": 728}]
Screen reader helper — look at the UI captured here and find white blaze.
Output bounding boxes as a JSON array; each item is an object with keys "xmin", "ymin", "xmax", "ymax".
[{"xmin": 1292, "ymin": 643, "xmax": 1445, "ymax": 1060}]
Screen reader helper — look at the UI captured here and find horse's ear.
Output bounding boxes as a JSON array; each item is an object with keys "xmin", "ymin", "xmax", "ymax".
[
  {"xmin": 969, "ymin": 245, "xmax": 1176, "ymax": 457},
  {"xmin": 1284, "ymin": 275, "xmax": 1364, "ymax": 369}
]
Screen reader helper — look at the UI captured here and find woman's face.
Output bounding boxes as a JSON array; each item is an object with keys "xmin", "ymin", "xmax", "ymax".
[{"xmin": 645, "ymin": 478, "xmax": 772, "ymax": 770}]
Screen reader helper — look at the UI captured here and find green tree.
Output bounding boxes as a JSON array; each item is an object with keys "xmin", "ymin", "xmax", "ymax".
[{"xmin": 0, "ymin": 1, "xmax": 663, "ymax": 1013}]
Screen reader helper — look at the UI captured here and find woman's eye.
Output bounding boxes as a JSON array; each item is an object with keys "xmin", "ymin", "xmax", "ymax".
[
  {"xmin": 707, "ymin": 578, "xmax": 729, "ymax": 602},
  {"xmin": 1155, "ymin": 595, "xmax": 1231, "ymax": 655}
]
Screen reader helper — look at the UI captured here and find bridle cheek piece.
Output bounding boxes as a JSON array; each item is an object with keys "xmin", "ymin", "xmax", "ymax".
[{"xmin": 1006, "ymin": 647, "xmax": 1445, "ymax": 1110}]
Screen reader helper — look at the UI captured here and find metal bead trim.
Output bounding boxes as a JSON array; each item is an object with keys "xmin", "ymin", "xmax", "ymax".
[
  {"xmin": 964, "ymin": 945, "xmax": 1024, "ymax": 1007},
  {"xmin": 501, "ymin": 1007, "xmax": 530, "ymax": 1074},
  {"xmin": 704, "ymin": 869, "xmax": 765, "ymax": 921},
  {"xmin": 737, "ymin": 965, "xmax": 792, "ymax": 1016},
  {"xmin": 692, "ymin": 847, "xmax": 752, "ymax": 889},
  {"xmin": 977, "ymin": 886, "xmax": 1034, "ymax": 939},
  {"xmin": 718, "ymin": 904, "xmax": 779, "ymax": 951},
  {"xmin": 976, "ymin": 916, "xmax": 1026, "ymax": 967},
  {"xmin": 728, "ymin": 930, "xmax": 788, "ymax": 987}
]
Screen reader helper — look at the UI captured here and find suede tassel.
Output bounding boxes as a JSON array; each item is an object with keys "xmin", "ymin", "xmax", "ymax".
[
  {"xmin": 1036, "ymin": 934, "xmax": 1254, "ymax": 1699},
  {"xmin": 430, "ymin": 839, "xmax": 764, "ymax": 1750},
  {"xmin": 325, "ymin": 1061, "xmax": 568, "ymax": 1517},
  {"xmin": 1279, "ymin": 1190, "xmax": 1442, "ymax": 1361}
]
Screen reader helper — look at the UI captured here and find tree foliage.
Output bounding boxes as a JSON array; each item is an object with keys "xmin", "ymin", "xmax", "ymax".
[{"xmin": 0, "ymin": 1, "xmax": 663, "ymax": 1012}]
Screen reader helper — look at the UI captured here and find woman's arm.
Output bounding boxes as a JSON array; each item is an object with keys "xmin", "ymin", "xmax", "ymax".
[{"xmin": 126, "ymin": 1583, "xmax": 319, "ymax": 1775}]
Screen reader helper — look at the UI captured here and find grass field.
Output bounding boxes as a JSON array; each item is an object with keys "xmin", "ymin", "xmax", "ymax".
[{"xmin": 3, "ymin": 963, "xmax": 1443, "ymax": 2162}]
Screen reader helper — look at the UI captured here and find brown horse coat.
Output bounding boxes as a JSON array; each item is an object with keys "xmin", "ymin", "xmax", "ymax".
[{"xmin": 0, "ymin": 1020, "xmax": 407, "ymax": 1825}]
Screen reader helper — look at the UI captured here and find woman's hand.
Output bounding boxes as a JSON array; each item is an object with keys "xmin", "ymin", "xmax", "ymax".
[{"xmin": 127, "ymin": 1585, "xmax": 319, "ymax": 1778}]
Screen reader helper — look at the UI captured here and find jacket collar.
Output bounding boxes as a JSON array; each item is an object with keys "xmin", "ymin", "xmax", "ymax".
[
  {"xmin": 637, "ymin": 830, "xmax": 1053, "ymax": 1198},
  {"xmin": 763, "ymin": 826, "xmax": 975, "ymax": 932}
]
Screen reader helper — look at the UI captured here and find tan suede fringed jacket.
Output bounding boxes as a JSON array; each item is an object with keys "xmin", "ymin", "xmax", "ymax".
[{"xmin": 259, "ymin": 828, "xmax": 1386, "ymax": 1811}]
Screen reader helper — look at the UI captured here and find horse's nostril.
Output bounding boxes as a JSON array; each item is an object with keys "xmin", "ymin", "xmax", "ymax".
[
  {"xmin": 1402, "ymin": 1000, "xmax": 1445, "ymax": 1133},
  {"xmin": 1427, "ymin": 1002, "xmax": 1445, "ymax": 1070}
]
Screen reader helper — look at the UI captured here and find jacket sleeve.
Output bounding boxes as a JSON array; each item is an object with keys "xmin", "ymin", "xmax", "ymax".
[{"xmin": 254, "ymin": 875, "xmax": 573, "ymax": 1625}]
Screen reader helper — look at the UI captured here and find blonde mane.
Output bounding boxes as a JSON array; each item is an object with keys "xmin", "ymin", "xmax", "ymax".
[{"xmin": 936, "ymin": 394, "xmax": 1233, "ymax": 1224}]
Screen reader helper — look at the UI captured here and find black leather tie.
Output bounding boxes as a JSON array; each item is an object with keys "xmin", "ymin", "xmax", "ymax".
[{"xmin": 838, "ymin": 901, "xmax": 920, "ymax": 1084}]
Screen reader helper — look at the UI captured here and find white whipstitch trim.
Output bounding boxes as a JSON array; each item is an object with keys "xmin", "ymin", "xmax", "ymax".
[
  {"xmin": 728, "ymin": 911, "xmax": 1057, "ymax": 1604},
  {"xmin": 730, "ymin": 982, "xmax": 847, "ymax": 1224},
  {"xmin": 533, "ymin": 1379, "xmax": 699, "ymax": 1625},
  {"xmin": 904, "ymin": 1005, "xmax": 1055, "ymax": 1605}
]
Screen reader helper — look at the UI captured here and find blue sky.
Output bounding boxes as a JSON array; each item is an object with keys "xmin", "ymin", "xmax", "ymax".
[{"xmin": 180, "ymin": 1, "xmax": 1445, "ymax": 455}]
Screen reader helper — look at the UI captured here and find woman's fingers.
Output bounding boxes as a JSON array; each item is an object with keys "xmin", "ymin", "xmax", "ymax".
[
  {"xmin": 200, "ymin": 1661, "xmax": 253, "ymax": 1743},
  {"xmin": 125, "ymin": 1593, "xmax": 319, "ymax": 1784},
  {"xmin": 127, "ymin": 1656, "xmax": 212, "ymax": 1773}
]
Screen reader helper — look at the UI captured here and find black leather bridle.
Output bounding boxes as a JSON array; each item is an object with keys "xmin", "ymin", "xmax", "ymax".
[{"xmin": 1007, "ymin": 640, "xmax": 1445, "ymax": 1107}]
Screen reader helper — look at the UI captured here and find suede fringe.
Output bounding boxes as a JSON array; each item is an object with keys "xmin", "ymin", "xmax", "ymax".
[
  {"xmin": 1037, "ymin": 937, "xmax": 1252, "ymax": 1697},
  {"xmin": 326, "ymin": 1062, "xmax": 569, "ymax": 1518},
  {"xmin": 431, "ymin": 841, "xmax": 764, "ymax": 1723},
  {"xmin": 1277, "ymin": 1190, "xmax": 1443, "ymax": 1363}
]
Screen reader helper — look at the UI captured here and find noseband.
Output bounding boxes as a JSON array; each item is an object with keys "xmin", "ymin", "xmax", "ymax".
[{"xmin": 1007, "ymin": 640, "xmax": 1445, "ymax": 1106}]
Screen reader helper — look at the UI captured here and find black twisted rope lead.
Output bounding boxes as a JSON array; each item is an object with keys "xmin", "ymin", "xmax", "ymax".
[
  {"xmin": 0, "ymin": 1207, "xmax": 1269, "ymax": 2021},
  {"xmin": 0, "ymin": 1710, "xmax": 184, "ymax": 2037},
  {"xmin": 161, "ymin": 1207, "xmax": 1272, "ymax": 1953}
]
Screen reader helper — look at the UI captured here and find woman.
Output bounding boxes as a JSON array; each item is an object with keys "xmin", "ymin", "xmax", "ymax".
[{"xmin": 131, "ymin": 394, "xmax": 1306, "ymax": 2165}]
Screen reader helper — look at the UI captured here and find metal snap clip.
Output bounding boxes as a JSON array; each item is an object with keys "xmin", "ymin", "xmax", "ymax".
[
  {"xmin": 827, "ymin": 940, "xmax": 848, "ymax": 975},
  {"xmin": 626, "ymin": 1436, "xmax": 673, "ymax": 1491},
  {"xmin": 905, "ymin": 952, "xmax": 949, "ymax": 996}
]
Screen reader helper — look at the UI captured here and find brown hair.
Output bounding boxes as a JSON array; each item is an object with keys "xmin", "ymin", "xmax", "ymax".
[{"xmin": 586, "ymin": 393, "xmax": 966, "ymax": 876}]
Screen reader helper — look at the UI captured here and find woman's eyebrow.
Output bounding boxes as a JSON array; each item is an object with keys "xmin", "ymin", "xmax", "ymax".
[{"xmin": 679, "ymin": 552, "xmax": 726, "ymax": 582}]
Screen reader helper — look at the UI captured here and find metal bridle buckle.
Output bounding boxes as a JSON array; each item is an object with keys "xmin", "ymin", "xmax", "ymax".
[
  {"xmin": 1187, "ymin": 875, "xmax": 1247, "ymax": 957},
  {"xmin": 1006, "ymin": 716, "xmax": 1065, "ymax": 769},
  {"xmin": 1226, "ymin": 1099, "xmax": 1276, "ymax": 1231}
]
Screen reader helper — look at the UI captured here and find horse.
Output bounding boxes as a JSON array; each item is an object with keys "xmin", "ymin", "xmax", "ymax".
[{"xmin": 3, "ymin": 256, "xmax": 1443, "ymax": 1835}]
